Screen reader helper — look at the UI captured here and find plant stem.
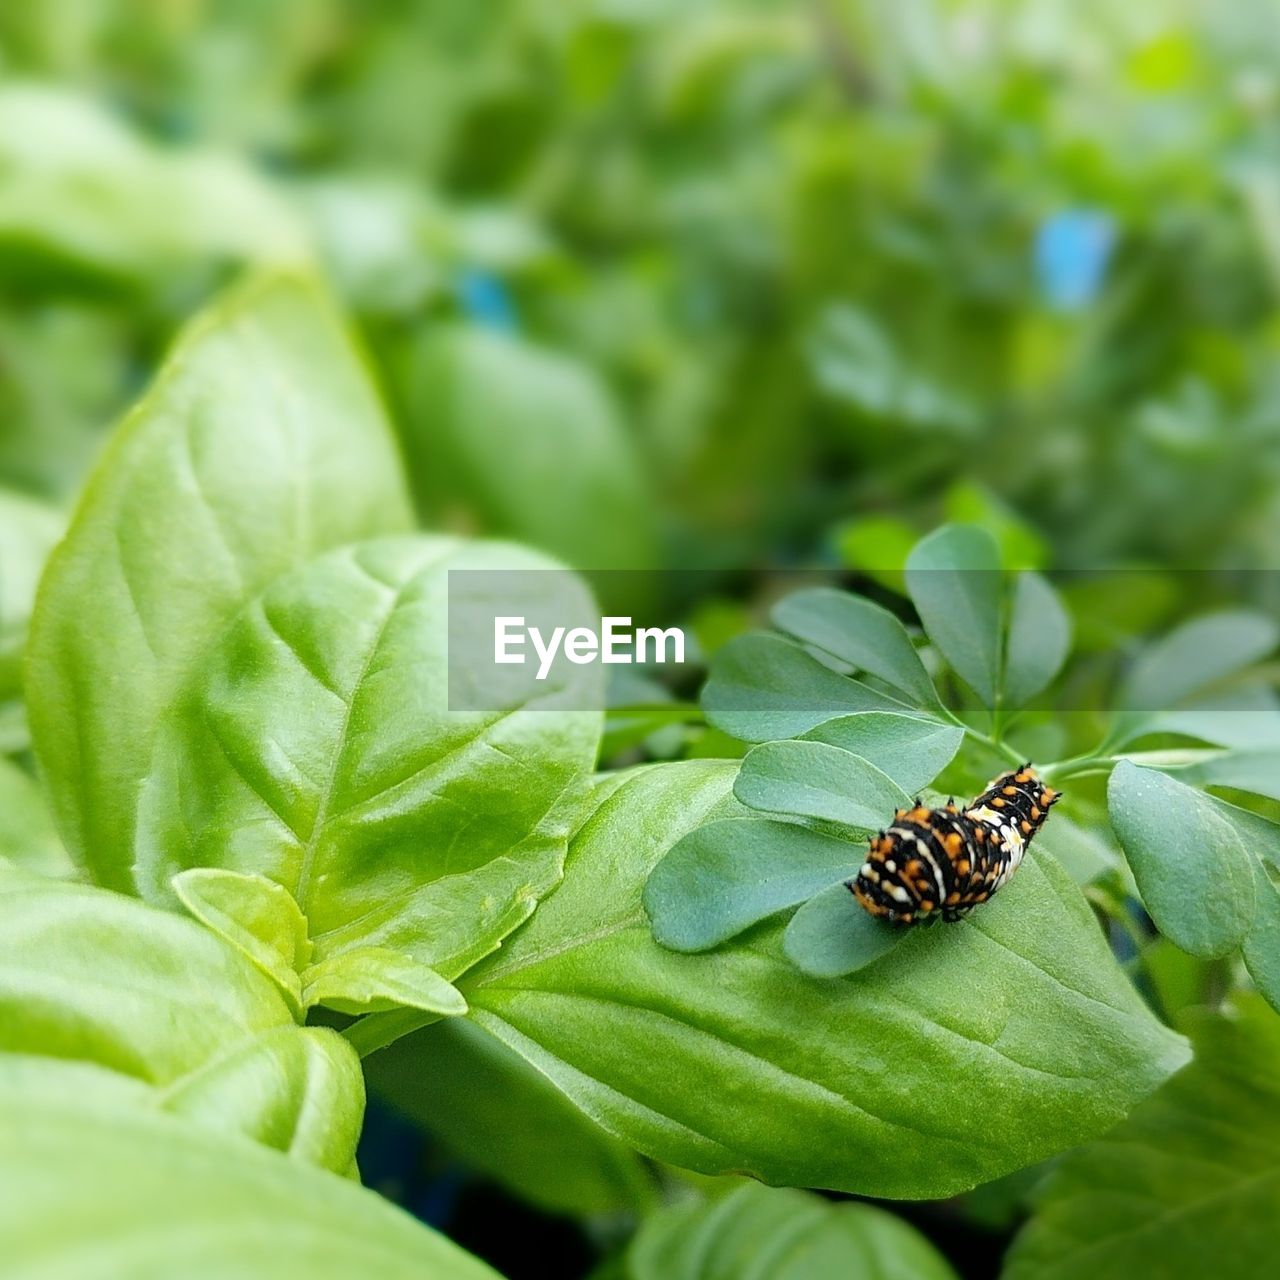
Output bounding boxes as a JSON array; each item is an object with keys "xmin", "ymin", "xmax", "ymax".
[{"xmin": 941, "ymin": 710, "xmax": 1026, "ymax": 768}]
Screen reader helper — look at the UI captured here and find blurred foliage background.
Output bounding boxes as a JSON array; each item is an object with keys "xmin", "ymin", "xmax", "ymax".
[
  {"xmin": 7, "ymin": 0, "xmax": 1280, "ymax": 579},
  {"xmin": 3, "ymin": 1, "xmax": 1280, "ymax": 1276}
]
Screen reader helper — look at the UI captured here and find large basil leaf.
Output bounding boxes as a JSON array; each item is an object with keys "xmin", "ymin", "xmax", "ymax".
[
  {"xmin": 368, "ymin": 1017, "xmax": 659, "ymax": 1218},
  {"xmin": 27, "ymin": 273, "xmax": 414, "ymax": 890},
  {"xmin": 1004, "ymin": 996, "xmax": 1280, "ymax": 1280},
  {"xmin": 135, "ymin": 536, "xmax": 601, "ymax": 1011},
  {"xmin": 459, "ymin": 761, "xmax": 1187, "ymax": 1198},
  {"xmin": 627, "ymin": 1182, "xmax": 957, "ymax": 1280},
  {"xmin": 0, "ymin": 866, "xmax": 363, "ymax": 1173},
  {"xmin": 0, "ymin": 1070, "xmax": 499, "ymax": 1280}
]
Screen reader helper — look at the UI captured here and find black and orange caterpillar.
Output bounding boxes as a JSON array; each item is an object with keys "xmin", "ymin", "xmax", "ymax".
[{"xmin": 850, "ymin": 765, "xmax": 1061, "ymax": 924}]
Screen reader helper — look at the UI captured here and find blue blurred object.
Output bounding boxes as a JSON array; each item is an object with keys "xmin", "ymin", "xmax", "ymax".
[
  {"xmin": 457, "ymin": 269, "xmax": 518, "ymax": 330},
  {"xmin": 1034, "ymin": 209, "xmax": 1116, "ymax": 310}
]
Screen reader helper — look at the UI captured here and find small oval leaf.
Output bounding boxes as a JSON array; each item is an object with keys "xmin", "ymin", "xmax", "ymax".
[
  {"xmin": 735, "ymin": 740, "xmax": 910, "ymax": 829},
  {"xmin": 771, "ymin": 587, "xmax": 940, "ymax": 710},
  {"xmin": 799, "ymin": 713, "xmax": 964, "ymax": 795},
  {"xmin": 905, "ymin": 525, "xmax": 1003, "ymax": 706},
  {"xmin": 1003, "ymin": 571, "xmax": 1072, "ymax": 707},
  {"xmin": 703, "ymin": 633, "xmax": 915, "ymax": 743},
  {"xmin": 1107, "ymin": 761, "xmax": 1257, "ymax": 958},
  {"xmin": 644, "ymin": 817, "xmax": 864, "ymax": 952},
  {"xmin": 784, "ymin": 881, "xmax": 907, "ymax": 978}
]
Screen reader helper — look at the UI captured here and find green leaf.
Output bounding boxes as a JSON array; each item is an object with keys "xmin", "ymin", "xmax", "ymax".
[
  {"xmin": 398, "ymin": 324, "xmax": 656, "ymax": 574},
  {"xmin": 1243, "ymin": 861, "xmax": 1280, "ymax": 1013},
  {"xmin": 0, "ymin": 487, "xmax": 63, "ymax": 697},
  {"xmin": 160, "ymin": 1025, "xmax": 365, "ymax": 1174},
  {"xmin": 943, "ymin": 481, "xmax": 1048, "ymax": 571},
  {"xmin": 904, "ymin": 525, "xmax": 1003, "ymax": 705},
  {"xmin": 461, "ymin": 761, "xmax": 1188, "ymax": 1199},
  {"xmin": 0, "ymin": 866, "xmax": 363, "ymax": 1172},
  {"xmin": 702, "ymin": 633, "xmax": 914, "ymax": 742},
  {"xmin": 0, "ymin": 757, "xmax": 72, "ymax": 879},
  {"xmin": 0, "ymin": 84, "xmax": 306, "ymax": 286},
  {"xmin": 1150, "ymin": 692, "xmax": 1280, "ymax": 749},
  {"xmin": 832, "ymin": 514, "xmax": 917, "ymax": 593},
  {"xmin": 302, "ymin": 948, "xmax": 467, "ymax": 1019},
  {"xmin": 771, "ymin": 587, "xmax": 940, "ymax": 710},
  {"xmin": 135, "ymin": 536, "xmax": 601, "ymax": 1003},
  {"xmin": 1004, "ymin": 996, "xmax": 1280, "ymax": 1280},
  {"xmin": 1028, "ymin": 811, "xmax": 1118, "ymax": 886},
  {"xmin": 1003, "ymin": 571, "xmax": 1072, "ymax": 706},
  {"xmin": 783, "ymin": 882, "xmax": 906, "ymax": 978},
  {"xmin": 27, "ymin": 272, "xmax": 414, "ymax": 891},
  {"xmin": 173, "ymin": 869, "xmax": 311, "ymax": 1012},
  {"xmin": 1107, "ymin": 761, "xmax": 1257, "ymax": 958},
  {"xmin": 735, "ymin": 739, "xmax": 910, "ymax": 829},
  {"xmin": 1175, "ymin": 748, "xmax": 1280, "ymax": 801},
  {"xmin": 799, "ymin": 713, "xmax": 964, "ymax": 794},
  {"xmin": 628, "ymin": 1182, "xmax": 957, "ymax": 1280},
  {"xmin": 644, "ymin": 817, "xmax": 866, "ymax": 952},
  {"xmin": 367, "ymin": 1018, "xmax": 659, "ymax": 1218},
  {"xmin": 1120, "ymin": 609, "xmax": 1279, "ymax": 711},
  {"xmin": 0, "ymin": 1071, "xmax": 500, "ymax": 1280}
]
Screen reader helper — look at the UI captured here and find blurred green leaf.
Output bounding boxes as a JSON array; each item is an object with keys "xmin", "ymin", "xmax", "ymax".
[
  {"xmin": 398, "ymin": 324, "xmax": 657, "ymax": 576},
  {"xmin": 0, "ymin": 757, "xmax": 71, "ymax": 879},
  {"xmin": 832, "ymin": 515, "xmax": 918, "ymax": 593},
  {"xmin": 0, "ymin": 84, "xmax": 306, "ymax": 286},
  {"xmin": 905, "ymin": 525, "xmax": 1003, "ymax": 705},
  {"xmin": 0, "ymin": 487, "xmax": 63, "ymax": 694},
  {"xmin": 461, "ymin": 761, "xmax": 1188, "ymax": 1199},
  {"xmin": 1005, "ymin": 996, "xmax": 1280, "ymax": 1280},
  {"xmin": 943, "ymin": 482, "xmax": 1048, "ymax": 571},
  {"xmin": 27, "ymin": 272, "xmax": 414, "ymax": 891},
  {"xmin": 1120, "ymin": 610, "xmax": 1279, "ymax": 712},
  {"xmin": 0, "ymin": 1065, "xmax": 499, "ymax": 1280},
  {"xmin": 627, "ymin": 1182, "xmax": 957, "ymax": 1280},
  {"xmin": 1171, "ymin": 747, "xmax": 1280, "ymax": 801},
  {"xmin": 1029, "ymin": 810, "xmax": 1118, "ymax": 887},
  {"xmin": 368, "ymin": 1017, "xmax": 659, "ymax": 1218}
]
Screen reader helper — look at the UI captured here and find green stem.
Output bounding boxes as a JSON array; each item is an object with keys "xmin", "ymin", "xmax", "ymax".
[
  {"xmin": 1041, "ymin": 746, "xmax": 1222, "ymax": 784},
  {"xmin": 342, "ymin": 1007, "xmax": 440, "ymax": 1058},
  {"xmin": 941, "ymin": 710, "xmax": 1026, "ymax": 768}
]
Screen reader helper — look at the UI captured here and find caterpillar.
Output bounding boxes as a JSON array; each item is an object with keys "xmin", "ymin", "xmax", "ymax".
[{"xmin": 850, "ymin": 765, "xmax": 1060, "ymax": 924}]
